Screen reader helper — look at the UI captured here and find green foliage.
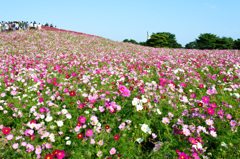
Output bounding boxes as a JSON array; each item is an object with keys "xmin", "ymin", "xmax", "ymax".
[
  {"xmin": 146, "ymin": 32, "xmax": 182, "ymax": 48},
  {"xmin": 196, "ymin": 33, "xmax": 218, "ymax": 49},
  {"xmin": 233, "ymin": 39, "xmax": 240, "ymax": 49},
  {"xmin": 215, "ymin": 37, "xmax": 234, "ymax": 49},
  {"xmin": 185, "ymin": 41, "xmax": 197, "ymax": 49},
  {"xmin": 123, "ymin": 39, "xmax": 138, "ymax": 45}
]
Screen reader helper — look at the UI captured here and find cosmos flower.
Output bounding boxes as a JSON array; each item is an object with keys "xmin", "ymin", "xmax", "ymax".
[
  {"xmin": 12, "ymin": 143, "xmax": 19, "ymax": 149},
  {"xmin": 109, "ymin": 147, "xmax": 116, "ymax": 155},
  {"xmin": 69, "ymin": 91, "xmax": 76, "ymax": 97},
  {"xmin": 86, "ymin": 129, "xmax": 93, "ymax": 137},
  {"xmin": 202, "ymin": 96, "xmax": 210, "ymax": 103},
  {"xmin": 114, "ymin": 134, "xmax": 119, "ymax": 141},
  {"xmin": 2, "ymin": 127, "xmax": 11, "ymax": 135},
  {"xmin": 207, "ymin": 107, "xmax": 215, "ymax": 115},
  {"xmin": 78, "ymin": 116, "xmax": 86, "ymax": 123},
  {"xmin": 162, "ymin": 117, "xmax": 170, "ymax": 124}
]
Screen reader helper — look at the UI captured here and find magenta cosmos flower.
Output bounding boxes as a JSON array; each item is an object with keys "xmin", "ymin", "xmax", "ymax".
[
  {"xmin": 39, "ymin": 107, "xmax": 46, "ymax": 113},
  {"xmin": 39, "ymin": 97, "xmax": 44, "ymax": 102},
  {"xmin": 78, "ymin": 116, "xmax": 86, "ymax": 123},
  {"xmin": 119, "ymin": 85, "xmax": 127, "ymax": 92},
  {"xmin": 122, "ymin": 89, "xmax": 131, "ymax": 97},
  {"xmin": 202, "ymin": 96, "xmax": 210, "ymax": 104},
  {"xmin": 56, "ymin": 150, "xmax": 65, "ymax": 159},
  {"xmin": 86, "ymin": 129, "xmax": 93, "ymax": 137},
  {"xmin": 207, "ymin": 107, "xmax": 215, "ymax": 115}
]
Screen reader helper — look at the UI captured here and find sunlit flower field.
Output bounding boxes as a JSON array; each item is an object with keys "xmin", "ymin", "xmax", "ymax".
[{"xmin": 0, "ymin": 28, "xmax": 239, "ymax": 159}]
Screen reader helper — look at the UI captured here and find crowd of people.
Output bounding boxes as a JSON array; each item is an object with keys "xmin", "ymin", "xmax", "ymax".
[{"xmin": 0, "ymin": 21, "xmax": 56, "ymax": 32}]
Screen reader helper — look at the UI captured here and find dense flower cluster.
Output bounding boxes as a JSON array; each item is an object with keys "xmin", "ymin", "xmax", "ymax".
[{"xmin": 0, "ymin": 28, "xmax": 239, "ymax": 158}]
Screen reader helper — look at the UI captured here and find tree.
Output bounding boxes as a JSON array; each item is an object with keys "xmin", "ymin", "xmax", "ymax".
[
  {"xmin": 138, "ymin": 41, "xmax": 147, "ymax": 46},
  {"xmin": 215, "ymin": 37, "xmax": 234, "ymax": 49},
  {"xmin": 123, "ymin": 39, "xmax": 138, "ymax": 44},
  {"xmin": 146, "ymin": 32, "xmax": 182, "ymax": 48},
  {"xmin": 196, "ymin": 33, "xmax": 218, "ymax": 49},
  {"xmin": 233, "ymin": 39, "xmax": 240, "ymax": 49},
  {"xmin": 185, "ymin": 41, "xmax": 197, "ymax": 49}
]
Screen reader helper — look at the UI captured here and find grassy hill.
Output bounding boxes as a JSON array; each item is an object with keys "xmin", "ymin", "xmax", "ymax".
[{"xmin": 0, "ymin": 28, "xmax": 239, "ymax": 159}]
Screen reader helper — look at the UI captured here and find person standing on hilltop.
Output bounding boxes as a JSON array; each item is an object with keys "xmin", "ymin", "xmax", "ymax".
[
  {"xmin": 16, "ymin": 22, "xmax": 19, "ymax": 30},
  {"xmin": 37, "ymin": 23, "xmax": 41, "ymax": 30},
  {"xmin": 1, "ymin": 22, "xmax": 5, "ymax": 32},
  {"xmin": 5, "ymin": 23, "xmax": 9, "ymax": 32},
  {"xmin": 12, "ymin": 22, "xmax": 16, "ymax": 31},
  {"xmin": 21, "ymin": 21, "xmax": 25, "ymax": 30},
  {"xmin": 25, "ymin": 22, "xmax": 29, "ymax": 30},
  {"xmin": 33, "ymin": 21, "xmax": 37, "ymax": 30},
  {"xmin": 29, "ymin": 22, "xmax": 33, "ymax": 30}
]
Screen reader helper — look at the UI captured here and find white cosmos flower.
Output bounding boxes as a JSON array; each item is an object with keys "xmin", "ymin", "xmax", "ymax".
[
  {"xmin": 56, "ymin": 120, "xmax": 64, "ymax": 127},
  {"xmin": 136, "ymin": 104, "xmax": 143, "ymax": 111},
  {"xmin": 156, "ymin": 109, "xmax": 162, "ymax": 115},
  {"xmin": 192, "ymin": 142, "xmax": 203, "ymax": 150},
  {"xmin": 141, "ymin": 124, "xmax": 150, "ymax": 133},
  {"xmin": 136, "ymin": 138, "xmax": 143, "ymax": 143},
  {"xmin": 132, "ymin": 100, "xmax": 138, "ymax": 106},
  {"xmin": 65, "ymin": 136, "xmax": 70, "ymax": 140},
  {"xmin": 66, "ymin": 140, "xmax": 71, "ymax": 145},
  {"xmin": 210, "ymin": 130, "xmax": 217, "ymax": 137},
  {"xmin": 142, "ymin": 98, "xmax": 147, "ymax": 103},
  {"xmin": 45, "ymin": 116, "xmax": 53, "ymax": 122},
  {"xmin": 61, "ymin": 109, "xmax": 68, "ymax": 114}
]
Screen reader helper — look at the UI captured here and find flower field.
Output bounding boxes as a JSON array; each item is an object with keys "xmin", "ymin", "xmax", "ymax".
[{"xmin": 0, "ymin": 28, "xmax": 240, "ymax": 159}]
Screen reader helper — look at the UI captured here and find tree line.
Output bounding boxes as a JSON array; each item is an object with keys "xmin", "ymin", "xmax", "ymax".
[{"xmin": 123, "ymin": 32, "xmax": 240, "ymax": 50}]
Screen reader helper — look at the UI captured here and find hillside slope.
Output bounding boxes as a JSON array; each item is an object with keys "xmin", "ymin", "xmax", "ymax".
[{"xmin": 0, "ymin": 29, "xmax": 240, "ymax": 158}]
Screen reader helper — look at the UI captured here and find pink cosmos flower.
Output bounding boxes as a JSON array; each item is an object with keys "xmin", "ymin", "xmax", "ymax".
[
  {"xmin": 10, "ymin": 90, "xmax": 17, "ymax": 96},
  {"xmin": 6, "ymin": 134, "xmax": 13, "ymax": 140},
  {"xmin": 119, "ymin": 85, "xmax": 127, "ymax": 92},
  {"xmin": 207, "ymin": 107, "xmax": 215, "ymax": 115},
  {"xmin": 201, "ymin": 96, "xmax": 210, "ymax": 103},
  {"xmin": 25, "ymin": 129, "xmax": 34, "ymax": 136},
  {"xmin": 189, "ymin": 137, "xmax": 197, "ymax": 145},
  {"xmin": 47, "ymin": 79, "xmax": 52, "ymax": 83},
  {"xmin": 35, "ymin": 145, "xmax": 42, "ymax": 155},
  {"xmin": 199, "ymin": 83, "xmax": 204, "ymax": 88},
  {"xmin": 189, "ymin": 93, "xmax": 196, "ymax": 98},
  {"xmin": 12, "ymin": 143, "xmax": 19, "ymax": 149},
  {"xmin": 226, "ymin": 114, "xmax": 232, "ymax": 119},
  {"xmin": 71, "ymin": 72, "xmax": 77, "ymax": 77},
  {"xmin": 122, "ymin": 89, "xmax": 131, "ymax": 97},
  {"xmin": 45, "ymin": 143, "xmax": 52, "ymax": 149},
  {"xmin": 63, "ymin": 88, "xmax": 69, "ymax": 93},
  {"xmin": 230, "ymin": 120, "xmax": 236, "ymax": 127},
  {"xmin": 86, "ymin": 129, "xmax": 93, "ymax": 137},
  {"xmin": 39, "ymin": 97, "xmax": 44, "ymax": 102},
  {"xmin": 56, "ymin": 150, "xmax": 65, "ymax": 159},
  {"xmin": 78, "ymin": 116, "xmax": 86, "ymax": 123},
  {"xmin": 182, "ymin": 128, "xmax": 191, "ymax": 136},
  {"xmin": 1, "ymin": 92, "xmax": 6, "ymax": 97},
  {"xmin": 162, "ymin": 117, "xmax": 170, "ymax": 124},
  {"xmin": 39, "ymin": 107, "xmax": 46, "ymax": 113},
  {"xmin": 109, "ymin": 147, "xmax": 116, "ymax": 155},
  {"xmin": 192, "ymin": 152, "xmax": 200, "ymax": 159},
  {"xmin": 178, "ymin": 151, "xmax": 188, "ymax": 159},
  {"xmin": 98, "ymin": 140, "xmax": 104, "ymax": 146}
]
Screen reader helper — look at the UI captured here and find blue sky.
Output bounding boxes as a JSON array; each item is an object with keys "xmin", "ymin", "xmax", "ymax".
[{"xmin": 1, "ymin": 0, "xmax": 240, "ymax": 46}]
